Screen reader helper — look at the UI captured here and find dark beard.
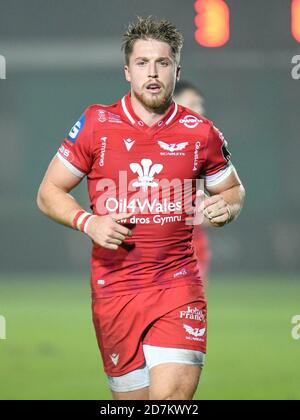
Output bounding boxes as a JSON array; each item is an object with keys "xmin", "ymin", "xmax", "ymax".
[{"xmin": 133, "ymin": 88, "xmax": 173, "ymax": 114}]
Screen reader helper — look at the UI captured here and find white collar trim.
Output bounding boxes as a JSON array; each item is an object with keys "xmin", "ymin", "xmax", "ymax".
[
  {"xmin": 165, "ymin": 101, "xmax": 178, "ymax": 125},
  {"xmin": 121, "ymin": 96, "xmax": 135, "ymax": 125}
]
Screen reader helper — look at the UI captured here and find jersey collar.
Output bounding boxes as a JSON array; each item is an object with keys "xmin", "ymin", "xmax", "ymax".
[{"xmin": 121, "ymin": 92, "xmax": 178, "ymax": 132}]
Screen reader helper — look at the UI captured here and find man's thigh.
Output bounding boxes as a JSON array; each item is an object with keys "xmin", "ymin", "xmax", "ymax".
[{"xmin": 149, "ymin": 363, "xmax": 202, "ymax": 400}]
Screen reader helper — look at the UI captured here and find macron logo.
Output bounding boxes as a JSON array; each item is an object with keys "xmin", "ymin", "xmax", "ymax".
[
  {"xmin": 124, "ymin": 138, "xmax": 135, "ymax": 151},
  {"xmin": 130, "ymin": 158, "xmax": 163, "ymax": 191},
  {"xmin": 110, "ymin": 353, "xmax": 119, "ymax": 366}
]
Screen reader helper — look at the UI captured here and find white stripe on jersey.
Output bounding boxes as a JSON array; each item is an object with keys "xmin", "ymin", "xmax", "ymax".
[
  {"xmin": 204, "ymin": 162, "xmax": 233, "ymax": 187},
  {"xmin": 56, "ymin": 152, "xmax": 86, "ymax": 178}
]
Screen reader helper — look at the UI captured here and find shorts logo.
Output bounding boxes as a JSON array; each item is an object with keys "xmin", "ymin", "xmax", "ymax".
[
  {"xmin": 130, "ymin": 158, "xmax": 163, "ymax": 191},
  {"xmin": 183, "ymin": 324, "xmax": 206, "ymax": 338},
  {"xmin": 110, "ymin": 353, "xmax": 119, "ymax": 366},
  {"xmin": 124, "ymin": 138, "xmax": 135, "ymax": 151},
  {"xmin": 158, "ymin": 140, "xmax": 189, "ymax": 156},
  {"xmin": 179, "ymin": 115, "xmax": 202, "ymax": 129},
  {"xmin": 180, "ymin": 306, "xmax": 205, "ymax": 321}
]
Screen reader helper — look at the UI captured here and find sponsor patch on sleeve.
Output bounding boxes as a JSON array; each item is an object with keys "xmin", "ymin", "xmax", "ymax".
[{"xmin": 67, "ymin": 114, "xmax": 85, "ymax": 142}]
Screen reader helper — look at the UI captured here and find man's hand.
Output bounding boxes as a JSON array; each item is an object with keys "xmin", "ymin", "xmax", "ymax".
[
  {"xmin": 203, "ymin": 195, "xmax": 231, "ymax": 227},
  {"xmin": 86, "ymin": 213, "xmax": 134, "ymax": 250}
]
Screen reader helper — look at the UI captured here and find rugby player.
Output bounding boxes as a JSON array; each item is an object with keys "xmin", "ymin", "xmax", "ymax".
[{"xmin": 37, "ymin": 16, "xmax": 245, "ymax": 400}]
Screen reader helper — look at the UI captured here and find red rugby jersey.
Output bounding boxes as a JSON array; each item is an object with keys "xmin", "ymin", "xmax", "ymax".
[{"xmin": 57, "ymin": 92, "xmax": 232, "ymax": 297}]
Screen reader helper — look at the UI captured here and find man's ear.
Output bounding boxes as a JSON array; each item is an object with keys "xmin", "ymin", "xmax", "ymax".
[
  {"xmin": 124, "ymin": 65, "xmax": 131, "ymax": 82},
  {"xmin": 176, "ymin": 65, "xmax": 181, "ymax": 82}
]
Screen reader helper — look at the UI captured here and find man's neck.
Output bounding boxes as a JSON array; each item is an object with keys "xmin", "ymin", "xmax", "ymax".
[{"xmin": 130, "ymin": 91, "xmax": 172, "ymax": 127}]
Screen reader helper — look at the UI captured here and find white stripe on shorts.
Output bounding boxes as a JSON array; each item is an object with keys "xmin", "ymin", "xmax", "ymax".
[
  {"xmin": 143, "ymin": 344, "xmax": 205, "ymax": 370},
  {"xmin": 107, "ymin": 346, "xmax": 205, "ymax": 393},
  {"xmin": 108, "ymin": 363, "xmax": 149, "ymax": 393}
]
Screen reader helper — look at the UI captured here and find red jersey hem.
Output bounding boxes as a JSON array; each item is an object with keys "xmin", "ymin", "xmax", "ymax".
[{"xmin": 91, "ymin": 278, "xmax": 204, "ymax": 300}]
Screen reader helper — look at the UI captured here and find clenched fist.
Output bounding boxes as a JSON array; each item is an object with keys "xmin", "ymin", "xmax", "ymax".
[
  {"xmin": 85, "ymin": 212, "xmax": 134, "ymax": 250},
  {"xmin": 203, "ymin": 195, "xmax": 231, "ymax": 227}
]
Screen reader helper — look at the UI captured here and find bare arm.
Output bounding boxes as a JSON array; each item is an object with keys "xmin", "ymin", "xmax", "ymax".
[
  {"xmin": 203, "ymin": 166, "xmax": 246, "ymax": 227},
  {"xmin": 37, "ymin": 156, "xmax": 85, "ymax": 227},
  {"xmin": 36, "ymin": 156, "xmax": 133, "ymax": 249}
]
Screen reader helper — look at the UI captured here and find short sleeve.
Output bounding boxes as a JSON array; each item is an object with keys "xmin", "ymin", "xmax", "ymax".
[
  {"xmin": 201, "ymin": 124, "xmax": 233, "ymax": 187},
  {"xmin": 56, "ymin": 106, "xmax": 93, "ymax": 178}
]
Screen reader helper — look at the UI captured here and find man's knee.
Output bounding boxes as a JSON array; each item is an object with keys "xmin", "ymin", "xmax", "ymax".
[
  {"xmin": 112, "ymin": 387, "xmax": 149, "ymax": 400},
  {"xmin": 149, "ymin": 388, "xmax": 195, "ymax": 400}
]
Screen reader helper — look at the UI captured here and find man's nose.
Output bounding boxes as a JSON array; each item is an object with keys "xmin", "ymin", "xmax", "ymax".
[{"xmin": 148, "ymin": 62, "xmax": 158, "ymax": 78}]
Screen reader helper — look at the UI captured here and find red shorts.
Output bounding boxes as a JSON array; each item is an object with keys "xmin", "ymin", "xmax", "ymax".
[{"xmin": 92, "ymin": 285, "xmax": 207, "ymax": 376}]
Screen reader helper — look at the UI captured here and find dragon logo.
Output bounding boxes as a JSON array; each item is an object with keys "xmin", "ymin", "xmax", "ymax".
[
  {"xmin": 158, "ymin": 140, "xmax": 189, "ymax": 153},
  {"xmin": 183, "ymin": 324, "xmax": 206, "ymax": 338}
]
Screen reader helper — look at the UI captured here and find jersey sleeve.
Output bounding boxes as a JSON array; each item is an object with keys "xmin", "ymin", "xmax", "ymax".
[
  {"xmin": 56, "ymin": 106, "xmax": 94, "ymax": 178},
  {"xmin": 201, "ymin": 124, "xmax": 233, "ymax": 187}
]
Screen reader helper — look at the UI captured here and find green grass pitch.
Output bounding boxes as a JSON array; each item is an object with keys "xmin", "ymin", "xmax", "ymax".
[{"xmin": 0, "ymin": 273, "xmax": 299, "ymax": 400}]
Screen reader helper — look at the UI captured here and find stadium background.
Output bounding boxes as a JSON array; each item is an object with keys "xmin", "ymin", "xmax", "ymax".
[{"xmin": 0, "ymin": 0, "xmax": 299, "ymax": 400}]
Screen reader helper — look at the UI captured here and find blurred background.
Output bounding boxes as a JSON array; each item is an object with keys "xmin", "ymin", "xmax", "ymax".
[{"xmin": 0, "ymin": 0, "xmax": 299, "ymax": 400}]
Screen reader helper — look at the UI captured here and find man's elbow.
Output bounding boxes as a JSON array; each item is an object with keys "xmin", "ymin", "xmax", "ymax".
[
  {"xmin": 238, "ymin": 183, "xmax": 246, "ymax": 206},
  {"xmin": 232, "ymin": 183, "xmax": 246, "ymax": 221},
  {"xmin": 36, "ymin": 183, "xmax": 48, "ymax": 214}
]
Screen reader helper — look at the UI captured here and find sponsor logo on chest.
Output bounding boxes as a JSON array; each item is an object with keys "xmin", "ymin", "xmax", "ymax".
[
  {"xmin": 98, "ymin": 110, "xmax": 122, "ymax": 124},
  {"xmin": 123, "ymin": 138, "xmax": 135, "ymax": 151},
  {"xmin": 157, "ymin": 140, "xmax": 189, "ymax": 156},
  {"xmin": 130, "ymin": 158, "xmax": 163, "ymax": 191},
  {"xmin": 179, "ymin": 115, "xmax": 203, "ymax": 129}
]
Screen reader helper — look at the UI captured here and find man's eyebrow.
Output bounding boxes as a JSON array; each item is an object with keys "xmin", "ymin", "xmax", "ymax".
[{"xmin": 134, "ymin": 57, "xmax": 172, "ymax": 61}]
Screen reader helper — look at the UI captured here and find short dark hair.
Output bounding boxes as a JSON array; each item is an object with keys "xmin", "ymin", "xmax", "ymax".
[
  {"xmin": 122, "ymin": 16, "xmax": 184, "ymax": 65},
  {"xmin": 174, "ymin": 81, "xmax": 205, "ymax": 99}
]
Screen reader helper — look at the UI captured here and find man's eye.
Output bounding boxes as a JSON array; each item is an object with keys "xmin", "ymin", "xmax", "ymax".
[
  {"xmin": 160, "ymin": 61, "xmax": 169, "ymax": 66},
  {"xmin": 137, "ymin": 61, "xmax": 146, "ymax": 66}
]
